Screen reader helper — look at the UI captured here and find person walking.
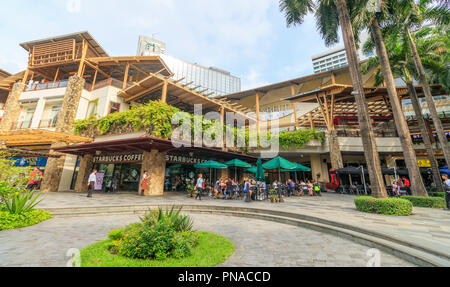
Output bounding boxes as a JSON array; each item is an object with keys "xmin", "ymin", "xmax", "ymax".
[
  {"xmin": 27, "ymin": 167, "xmax": 43, "ymax": 191},
  {"xmin": 140, "ymin": 171, "xmax": 149, "ymax": 196},
  {"xmin": 195, "ymin": 174, "xmax": 204, "ymax": 201},
  {"xmin": 87, "ymin": 169, "xmax": 98, "ymax": 198},
  {"xmin": 441, "ymin": 174, "xmax": 450, "ymax": 210}
]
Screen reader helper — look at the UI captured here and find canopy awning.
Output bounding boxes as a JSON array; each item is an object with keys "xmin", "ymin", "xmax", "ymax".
[{"xmin": 0, "ymin": 130, "xmax": 93, "ymax": 146}]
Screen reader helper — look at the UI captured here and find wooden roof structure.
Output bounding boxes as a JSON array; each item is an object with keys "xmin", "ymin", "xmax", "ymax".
[
  {"xmin": 8, "ymin": 32, "xmax": 173, "ymax": 91},
  {"xmin": 118, "ymin": 72, "xmax": 256, "ymax": 121},
  {"xmin": 286, "ymin": 84, "xmax": 446, "ymax": 130},
  {"xmin": 0, "ymin": 130, "xmax": 92, "ymax": 146}
]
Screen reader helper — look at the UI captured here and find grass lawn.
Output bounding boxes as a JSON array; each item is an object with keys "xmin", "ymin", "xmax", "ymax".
[
  {"xmin": 0, "ymin": 209, "xmax": 52, "ymax": 231},
  {"xmin": 80, "ymin": 231, "xmax": 234, "ymax": 267}
]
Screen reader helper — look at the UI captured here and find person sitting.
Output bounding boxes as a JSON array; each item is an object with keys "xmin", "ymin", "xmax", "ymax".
[
  {"xmin": 287, "ymin": 179, "xmax": 295, "ymax": 197},
  {"xmin": 392, "ymin": 181, "xmax": 400, "ymax": 197},
  {"xmin": 307, "ymin": 180, "xmax": 314, "ymax": 196},
  {"xmin": 300, "ymin": 181, "xmax": 308, "ymax": 196},
  {"xmin": 213, "ymin": 179, "xmax": 221, "ymax": 199}
]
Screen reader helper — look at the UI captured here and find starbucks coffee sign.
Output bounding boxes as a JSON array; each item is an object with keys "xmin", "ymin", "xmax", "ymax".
[
  {"xmin": 166, "ymin": 154, "xmax": 207, "ymax": 165},
  {"xmin": 93, "ymin": 153, "xmax": 144, "ymax": 164}
]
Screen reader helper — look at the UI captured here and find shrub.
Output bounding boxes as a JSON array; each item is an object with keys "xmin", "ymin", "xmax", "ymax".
[
  {"xmin": 354, "ymin": 196, "xmax": 413, "ymax": 216},
  {"xmin": 0, "ymin": 209, "xmax": 52, "ymax": 231},
  {"xmin": 428, "ymin": 192, "xmax": 446, "ymax": 198},
  {"xmin": 113, "ymin": 207, "xmax": 198, "ymax": 260},
  {"xmin": 2, "ymin": 189, "xmax": 43, "ymax": 215},
  {"xmin": 402, "ymin": 196, "xmax": 446, "ymax": 209}
]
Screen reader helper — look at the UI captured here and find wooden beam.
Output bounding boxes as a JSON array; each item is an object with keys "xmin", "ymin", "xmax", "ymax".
[
  {"xmin": 161, "ymin": 80, "xmax": 168, "ymax": 103},
  {"xmin": 123, "ymin": 63, "xmax": 130, "ymax": 90},
  {"xmin": 291, "ymin": 84, "xmax": 299, "ymax": 129},
  {"xmin": 21, "ymin": 69, "xmax": 30, "ymax": 84},
  {"xmin": 255, "ymin": 92, "xmax": 261, "ymax": 132},
  {"xmin": 77, "ymin": 40, "xmax": 89, "ymax": 77},
  {"xmin": 53, "ymin": 67, "xmax": 60, "ymax": 82}
]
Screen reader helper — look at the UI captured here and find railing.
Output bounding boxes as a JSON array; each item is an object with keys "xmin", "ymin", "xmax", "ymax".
[
  {"xmin": 10, "ymin": 121, "xmax": 32, "ymax": 131},
  {"xmin": 88, "ymin": 78, "xmax": 127, "ymax": 91},
  {"xmin": 38, "ymin": 118, "xmax": 58, "ymax": 129},
  {"xmin": 335, "ymin": 127, "xmax": 398, "ymax": 138},
  {"xmin": 25, "ymin": 80, "xmax": 69, "ymax": 92}
]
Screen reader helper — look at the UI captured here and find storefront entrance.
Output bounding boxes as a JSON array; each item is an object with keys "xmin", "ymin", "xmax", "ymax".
[{"xmin": 94, "ymin": 163, "xmax": 142, "ymax": 192}]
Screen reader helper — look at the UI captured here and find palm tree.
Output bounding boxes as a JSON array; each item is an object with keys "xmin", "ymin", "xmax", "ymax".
[
  {"xmin": 383, "ymin": 0, "xmax": 450, "ymax": 169},
  {"xmin": 364, "ymin": 4, "xmax": 428, "ymax": 196},
  {"xmin": 362, "ymin": 27, "xmax": 446, "ymax": 193},
  {"xmin": 279, "ymin": 0, "xmax": 388, "ymax": 198}
]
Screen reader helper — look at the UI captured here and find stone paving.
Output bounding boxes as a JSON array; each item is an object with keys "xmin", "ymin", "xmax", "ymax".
[
  {"xmin": 0, "ymin": 213, "xmax": 413, "ymax": 267},
  {"xmin": 36, "ymin": 191, "xmax": 450, "ymax": 259}
]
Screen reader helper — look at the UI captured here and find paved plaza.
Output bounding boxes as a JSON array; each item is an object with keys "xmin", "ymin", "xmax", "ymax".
[
  {"xmin": 0, "ymin": 191, "xmax": 449, "ymax": 267},
  {"xmin": 0, "ymin": 213, "xmax": 413, "ymax": 267}
]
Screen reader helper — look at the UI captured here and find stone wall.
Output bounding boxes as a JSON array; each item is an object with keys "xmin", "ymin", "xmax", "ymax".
[
  {"xmin": 40, "ymin": 142, "xmax": 67, "ymax": 193},
  {"xmin": 142, "ymin": 150, "xmax": 167, "ymax": 196},
  {"xmin": 0, "ymin": 82, "xmax": 25, "ymax": 132},
  {"xmin": 56, "ymin": 75, "xmax": 86, "ymax": 134},
  {"xmin": 75, "ymin": 154, "xmax": 94, "ymax": 193}
]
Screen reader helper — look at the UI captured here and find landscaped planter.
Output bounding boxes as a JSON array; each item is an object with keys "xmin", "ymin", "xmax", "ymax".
[{"xmin": 354, "ymin": 196, "xmax": 413, "ymax": 216}]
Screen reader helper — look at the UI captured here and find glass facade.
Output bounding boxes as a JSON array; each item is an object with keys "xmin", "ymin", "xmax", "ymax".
[{"xmin": 160, "ymin": 55, "xmax": 241, "ymax": 96}]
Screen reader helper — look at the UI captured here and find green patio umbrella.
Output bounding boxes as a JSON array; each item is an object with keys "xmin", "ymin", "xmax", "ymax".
[
  {"xmin": 194, "ymin": 160, "xmax": 228, "ymax": 184},
  {"xmin": 255, "ymin": 158, "xmax": 266, "ymax": 182},
  {"xmin": 246, "ymin": 166, "xmax": 257, "ymax": 174},
  {"xmin": 225, "ymin": 159, "xmax": 252, "ymax": 181},
  {"xmin": 282, "ymin": 163, "xmax": 311, "ymax": 182},
  {"xmin": 262, "ymin": 156, "xmax": 297, "ymax": 182}
]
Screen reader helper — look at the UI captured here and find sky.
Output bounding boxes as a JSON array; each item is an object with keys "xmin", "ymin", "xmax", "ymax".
[{"xmin": 0, "ymin": 0, "xmax": 344, "ymax": 90}]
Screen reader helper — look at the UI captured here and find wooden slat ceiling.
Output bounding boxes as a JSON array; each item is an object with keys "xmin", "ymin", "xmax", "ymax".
[
  {"xmin": 118, "ymin": 73, "xmax": 256, "ymax": 122},
  {"xmin": 0, "ymin": 130, "xmax": 93, "ymax": 146}
]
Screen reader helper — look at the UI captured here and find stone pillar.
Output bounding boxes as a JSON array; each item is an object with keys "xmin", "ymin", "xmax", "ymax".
[
  {"xmin": 40, "ymin": 142, "xmax": 67, "ymax": 193},
  {"xmin": 40, "ymin": 76, "xmax": 86, "ymax": 192},
  {"xmin": 0, "ymin": 82, "xmax": 26, "ymax": 132},
  {"xmin": 56, "ymin": 75, "xmax": 86, "ymax": 133},
  {"xmin": 321, "ymin": 157, "xmax": 330, "ymax": 183},
  {"xmin": 142, "ymin": 150, "xmax": 167, "ymax": 196},
  {"xmin": 74, "ymin": 154, "xmax": 94, "ymax": 193},
  {"xmin": 310, "ymin": 154, "xmax": 322, "ymax": 182}
]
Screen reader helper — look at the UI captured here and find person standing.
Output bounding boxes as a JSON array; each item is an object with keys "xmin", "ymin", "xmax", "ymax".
[
  {"xmin": 87, "ymin": 169, "xmax": 98, "ymax": 198},
  {"xmin": 27, "ymin": 167, "xmax": 43, "ymax": 191},
  {"xmin": 195, "ymin": 174, "xmax": 204, "ymax": 201},
  {"xmin": 140, "ymin": 171, "xmax": 149, "ymax": 196},
  {"xmin": 441, "ymin": 174, "xmax": 450, "ymax": 210}
]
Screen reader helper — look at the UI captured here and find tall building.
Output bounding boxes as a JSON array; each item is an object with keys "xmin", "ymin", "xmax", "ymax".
[
  {"xmin": 312, "ymin": 46, "xmax": 348, "ymax": 74},
  {"xmin": 137, "ymin": 36, "xmax": 241, "ymax": 96},
  {"xmin": 312, "ymin": 31, "xmax": 375, "ymax": 74}
]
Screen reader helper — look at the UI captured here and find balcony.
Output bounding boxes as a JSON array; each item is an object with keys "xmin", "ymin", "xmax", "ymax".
[
  {"xmin": 24, "ymin": 79, "xmax": 91, "ymax": 92},
  {"xmin": 336, "ymin": 126, "xmax": 398, "ymax": 138},
  {"xmin": 37, "ymin": 118, "xmax": 58, "ymax": 129},
  {"xmin": 10, "ymin": 121, "xmax": 32, "ymax": 131}
]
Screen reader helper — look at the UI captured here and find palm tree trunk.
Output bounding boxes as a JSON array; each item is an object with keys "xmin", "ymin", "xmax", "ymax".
[
  {"xmin": 329, "ymin": 129, "xmax": 344, "ymax": 169},
  {"xmin": 407, "ymin": 81, "xmax": 443, "ymax": 194},
  {"xmin": 407, "ymin": 29, "xmax": 450, "ymax": 167},
  {"xmin": 370, "ymin": 18, "xmax": 427, "ymax": 196},
  {"xmin": 335, "ymin": 0, "xmax": 387, "ymax": 198}
]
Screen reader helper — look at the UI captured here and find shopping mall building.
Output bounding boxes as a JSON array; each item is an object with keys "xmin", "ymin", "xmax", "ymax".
[{"xmin": 0, "ymin": 31, "xmax": 448, "ymax": 195}]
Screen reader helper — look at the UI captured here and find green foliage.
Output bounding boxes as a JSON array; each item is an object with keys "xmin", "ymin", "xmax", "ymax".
[
  {"xmin": 0, "ymin": 151, "xmax": 31, "ymax": 187},
  {"xmin": 0, "ymin": 209, "xmax": 52, "ymax": 231},
  {"xmin": 140, "ymin": 206, "xmax": 194, "ymax": 233},
  {"xmin": 402, "ymin": 196, "xmax": 446, "ymax": 209},
  {"xmin": 277, "ymin": 129, "xmax": 323, "ymax": 149},
  {"xmin": 354, "ymin": 196, "xmax": 413, "ymax": 216},
  {"xmin": 80, "ymin": 232, "xmax": 234, "ymax": 267},
  {"xmin": 186, "ymin": 185, "xmax": 195, "ymax": 198},
  {"xmin": 428, "ymin": 192, "xmax": 446, "ymax": 198},
  {"xmin": 2, "ymin": 189, "xmax": 43, "ymax": 215},
  {"xmin": 73, "ymin": 100, "xmax": 322, "ymax": 150},
  {"xmin": 112, "ymin": 207, "xmax": 198, "ymax": 260}
]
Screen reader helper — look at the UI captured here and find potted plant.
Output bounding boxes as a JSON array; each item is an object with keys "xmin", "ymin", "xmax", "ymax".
[{"xmin": 186, "ymin": 185, "xmax": 195, "ymax": 198}]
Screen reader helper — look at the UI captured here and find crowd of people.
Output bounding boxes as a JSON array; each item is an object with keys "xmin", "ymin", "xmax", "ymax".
[
  {"xmin": 391, "ymin": 177, "xmax": 411, "ymax": 197},
  {"xmin": 190, "ymin": 173, "xmax": 322, "ymax": 201}
]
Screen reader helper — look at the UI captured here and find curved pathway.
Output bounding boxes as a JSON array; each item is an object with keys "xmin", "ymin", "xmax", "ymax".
[{"xmin": 0, "ymin": 214, "xmax": 413, "ymax": 267}]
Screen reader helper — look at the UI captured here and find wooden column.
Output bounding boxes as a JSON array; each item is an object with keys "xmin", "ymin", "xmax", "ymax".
[
  {"xmin": 21, "ymin": 69, "xmax": 30, "ymax": 84},
  {"xmin": 123, "ymin": 63, "xmax": 130, "ymax": 89},
  {"xmin": 77, "ymin": 40, "xmax": 88, "ymax": 77},
  {"xmin": 161, "ymin": 80, "xmax": 168, "ymax": 102},
  {"xmin": 53, "ymin": 67, "xmax": 60, "ymax": 82},
  {"xmin": 309, "ymin": 112, "xmax": 315, "ymax": 130},
  {"xmin": 291, "ymin": 85, "xmax": 299, "ymax": 130},
  {"xmin": 255, "ymin": 92, "xmax": 261, "ymax": 133}
]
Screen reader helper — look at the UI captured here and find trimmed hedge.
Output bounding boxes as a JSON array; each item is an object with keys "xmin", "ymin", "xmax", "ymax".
[
  {"xmin": 428, "ymin": 192, "xmax": 445, "ymax": 198},
  {"xmin": 402, "ymin": 196, "xmax": 446, "ymax": 209},
  {"xmin": 0, "ymin": 209, "xmax": 52, "ymax": 231},
  {"xmin": 354, "ymin": 196, "xmax": 413, "ymax": 216}
]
